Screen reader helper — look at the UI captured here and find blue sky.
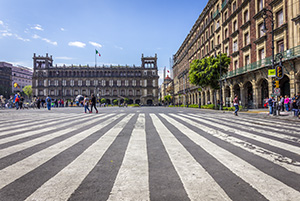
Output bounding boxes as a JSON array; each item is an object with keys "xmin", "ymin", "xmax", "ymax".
[{"xmin": 0, "ymin": 0, "xmax": 206, "ymax": 83}]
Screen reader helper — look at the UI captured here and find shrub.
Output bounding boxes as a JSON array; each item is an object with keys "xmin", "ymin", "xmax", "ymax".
[
  {"xmin": 201, "ymin": 104, "xmax": 215, "ymax": 109},
  {"xmin": 188, "ymin": 104, "xmax": 199, "ymax": 108}
]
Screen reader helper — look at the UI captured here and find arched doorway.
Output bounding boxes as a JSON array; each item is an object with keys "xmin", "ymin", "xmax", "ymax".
[
  {"xmin": 106, "ymin": 99, "xmax": 111, "ymax": 105},
  {"xmin": 260, "ymin": 79, "xmax": 269, "ymax": 108},
  {"xmin": 135, "ymin": 99, "xmax": 140, "ymax": 104},
  {"xmin": 202, "ymin": 92, "xmax": 206, "ymax": 106},
  {"xmin": 147, "ymin": 99, "xmax": 153, "ymax": 105},
  {"xmin": 206, "ymin": 91, "xmax": 211, "ymax": 104},
  {"xmin": 128, "ymin": 99, "xmax": 133, "ymax": 104},
  {"xmin": 233, "ymin": 84, "xmax": 240, "ymax": 105},
  {"xmin": 280, "ymin": 75, "xmax": 290, "ymax": 97},
  {"xmin": 224, "ymin": 86, "xmax": 231, "ymax": 107},
  {"xmin": 244, "ymin": 81, "xmax": 253, "ymax": 108}
]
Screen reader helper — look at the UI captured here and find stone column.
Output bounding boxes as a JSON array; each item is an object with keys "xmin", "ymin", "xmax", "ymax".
[
  {"xmin": 230, "ymin": 86, "xmax": 234, "ymax": 107},
  {"xmin": 240, "ymin": 86, "xmax": 244, "ymax": 107},
  {"xmin": 253, "ymin": 84, "xmax": 259, "ymax": 109}
]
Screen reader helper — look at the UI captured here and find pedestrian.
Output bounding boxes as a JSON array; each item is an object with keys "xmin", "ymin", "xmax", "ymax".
[
  {"xmin": 36, "ymin": 97, "xmax": 41, "ymax": 109},
  {"xmin": 233, "ymin": 94, "xmax": 239, "ymax": 116},
  {"xmin": 46, "ymin": 95, "xmax": 52, "ymax": 110},
  {"xmin": 284, "ymin": 95, "xmax": 289, "ymax": 111},
  {"xmin": 19, "ymin": 96, "xmax": 24, "ymax": 109},
  {"xmin": 14, "ymin": 93, "xmax": 20, "ymax": 110},
  {"xmin": 90, "ymin": 94, "xmax": 98, "ymax": 113},
  {"xmin": 268, "ymin": 96, "xmax": 274, "ymax": 115},
  {"xmin": 83, "ymin": 95, "xmax": 91, "ymax": 113}
]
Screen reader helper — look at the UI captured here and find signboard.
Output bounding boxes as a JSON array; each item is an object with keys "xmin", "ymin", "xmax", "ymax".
[
  {"xmin": 274, "ymin": 88, "xmax": 281, "ymax": 96},
  {"xmin": 268, "ymin": 69, "xmax": 276, "ymax": 77}
]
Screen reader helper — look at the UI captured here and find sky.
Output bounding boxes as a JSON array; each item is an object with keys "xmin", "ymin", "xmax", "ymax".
[{"xmin": 0, "ymin": 0, "xmax": 207, "ymax": 84}]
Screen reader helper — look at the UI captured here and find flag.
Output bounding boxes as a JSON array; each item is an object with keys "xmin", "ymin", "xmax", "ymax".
[
  {"xmin": 95, "ymin": 50, "xmax": 101, "ymax": 56},
  {"xmin": 167, "ymin": 70, "xmax": 169, "ymax": 73}
]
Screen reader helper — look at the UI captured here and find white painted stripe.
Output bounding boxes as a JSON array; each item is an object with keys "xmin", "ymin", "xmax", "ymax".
[
  {"xmin": 176, "ymin": 113, "xmax": 300, "ymax": 174},
  {"xmin": 160, "ymin": 113, "xmax": 300, "ymax": 201},
  {"xmin": 0, "ymin": 113, "xmax": 84, "ymax": 136},
  {"xmin": 0, "ymin": 114, "xmax": 112, "ymax": 159},
  {"xmin": 0, "ymin": 114, "xmax": 104, "ymax": 145},
  {"xmin": 183, "ymin": 113, "xmax": 300, "ymax": 156},
  {"xmin": 150, "ymin": 114, "xmax": 231, "ymax": 201},
  {"xmin": 233, "ymin": 115, "xmax": 299, "ymax": 127},
  {"xmin": 0, "ymin": 113, "xmax": 125, "ymax": 189},
  {"xmin": 108, "ymin": 114, "xmax": 149, "ymax": 201},
  {"xmin": 25, "ymin": 114, "xmax": 134, "ymax": 201}
]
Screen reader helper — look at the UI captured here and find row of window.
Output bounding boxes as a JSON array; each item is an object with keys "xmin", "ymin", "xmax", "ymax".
[
  {"xmin": 43, "ymin": 70, "xmax": 157, "ymax": 77},
  {"xmin": 37, "ymin": 79, "xmax": 157, "ymax": 87}
]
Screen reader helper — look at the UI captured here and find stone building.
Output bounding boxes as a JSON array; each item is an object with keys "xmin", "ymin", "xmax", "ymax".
[
  {"xmin": 0, "ymin": 62, "xmax": 12, "ymax": 98},
  {"xmin": 11, "ymin": 66, "xmax": 33, "ymax": 94},
  {"xmin": 32, "ymin": 53, "xmax": 159, "ymax": 105},
  {"xmin": 173, "ymin": 0, "xmax": 300, "ymax": 108}
]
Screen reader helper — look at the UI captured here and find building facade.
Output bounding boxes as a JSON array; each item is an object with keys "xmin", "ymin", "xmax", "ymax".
[
  {"xmin": 32, "ymin": 53, "xmax": 159, "ymax": 105},
  {"xmin": 0, "ymin": 63, "xmax": 12, "ymax": 98},
  {"xmin": 11, "ymin": 66, "xmax": 33, "ymax": 93},
  {"xmin": 173, "ymin": 0, "xmax": 300, "ymax": 108}
]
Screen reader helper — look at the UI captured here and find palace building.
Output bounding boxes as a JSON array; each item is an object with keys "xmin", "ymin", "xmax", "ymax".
[
  {"xmin": 32, "ymin": 53, "xmax": 159, "ymax": 105},
  {"xmin": 173, "ymin": 0, "xmax": 300, "ymax": 108}
]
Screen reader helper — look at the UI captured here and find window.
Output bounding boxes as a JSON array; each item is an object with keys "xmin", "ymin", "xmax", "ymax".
[
  {"xmin": 140, "ymin": 80, "xmax": 143, "ymax": 86},
  {"xmin": 211, "ymin": 40, "xmax": 214, "ymax": 49},
  {"xmin": 102, "ymin": 80, "xmax": 106, "ymax": 86},
  {"xmin": 258, "ymin": 0, "xmax": 263, "ymax": 11},
  {"xmin": 224, "ymin": 12, "xmax": 228, "ymax": 21},
  {"xmin": 217, "ymin": 35, "xmax": 220, "ymax": 44},
  {"xmin": 233, "ymin": 2, "xmax": 236, "ymax": 11},
  {"xmin": 244, "ymin": 32, "xmax": 250, "ymax": 45},
  {"xmin": 244, "ymin": 10, "xmax": 249, "ymax": 22},
  {"xmin": 211, "ymin": 25, "xmax": 214, "ymax": 34},
  {"xmin": 62, "ymin": 80, "xmax": 66, "ymax": 86},
  {"xmin": 233, "ymin": 20, "xmax": 237, "ymax": 31},
  {"xmin": 117, "ymin": 80, "xmax": 121, "ymax": 86},
  {"xmin": 216, "ymin": 21, "xmax": 220, "ymax": 29},
  {"xmin": 78, "ymin": 80, "xmax": 82, "ymax": 86},
  {"xmin": 132, "ymin": 80, "xmax": 136, "ymax": 86},
  {"xmin": 245, "ymin": 55, "xmax": 250, "ymax": 65},
  {"xmin": 233, "ymin": 40, "xmax": 238, "ymax": 52},
  {"xmin": 70, "ymin": 80, "xmax": 74, "ymax": 86},
  {"xmin": 258, "ymin": 23, "xmax": 264, "ymax": 37},
  {"xmin": 86, "ymin": 80, "xmax": 90, "ymax": 86},
  {"xmin": 225, "ymin": 28, "xmax": 228, "ymax": 38},
  {"xmin": 125, "ymin": 80, "xmax": 129, "ymax": 86},
  {"xmin": 277, "ymin": 40, "xmax": 284, "ymax": 53},
  {"xmin": 225, "ymin": 46, "xmax": 229, "ymax": 55},
  {"xmin": 276, "ymin": 9, "xmax": 283, "ymax": 27},
  {"xmin": 234, "ymin": 60, "xmax": 238, "ymax": 70},
  {"xmin": 109, "ymin": 80, "xmax": 113, "ymax": 86},
  {"xmin": 259, "ymin": 48, "xmax": 265, "ymax": 60},
  {"xmin": 94, "ymin": 80, "xmax": 98, "ymax": 86},
  {"xmin": 144, "ymin": 80, "xmax": 147, "ymax": 87},
  {"xmin": 152, "ymin": 80, "xmax": 156, "ymax": 87}
]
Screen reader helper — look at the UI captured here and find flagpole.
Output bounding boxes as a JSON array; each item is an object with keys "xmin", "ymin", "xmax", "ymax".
[{"xmin": 95, "ymin": 49, "xmax": 97, "ymax": 67}]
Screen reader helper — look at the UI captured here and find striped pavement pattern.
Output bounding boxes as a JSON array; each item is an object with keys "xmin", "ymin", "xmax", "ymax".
[{"xmin": 0, "ymin": 111, "xmax": 299, "ymax": 201}]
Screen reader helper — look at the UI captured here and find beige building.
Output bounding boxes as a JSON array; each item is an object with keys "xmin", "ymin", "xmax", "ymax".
[
  {"xmin": 173, "ymin": 0, "xmax": 300, "ymax": 108},
  {"xmin": 32, "ymin": 53, "xmax": 159, "ymax": 105}
]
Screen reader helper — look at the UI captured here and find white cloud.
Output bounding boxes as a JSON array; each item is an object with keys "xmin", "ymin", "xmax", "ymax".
[
  {"xmin": 68, "ymin": 41, "xmax": 86, "ymax": 48},
  {"xmin": 114, "ymin": 45, "xmax": 123, "ymax": 50},
  {"xmin": 56, "ymin": 56, "xmax": 74, "ymax": 60},
  {"xmin": 15, "ymin": 34, "xmax": 30, "ymax": 42},
  {"xmin": 2, "ymin": 32, "xmax": 12, "ymax": 37},
  {"xmin": 60, "ymin": 28, "xmax": 65, "ymax": 31},
  {"xmin": 31, "ymin": 24, "xmax": 43, "ymax": 31},
  {"xmin": 89, "ymin": 41, "xmax": 102, "ymax": 48},
  {"xmin": 0, "ymin": 20, "xmax": 3, "ymax": 25},
  {"xmin": 32, "ymin": 34, "xmax": 57, "ymax": 45}
]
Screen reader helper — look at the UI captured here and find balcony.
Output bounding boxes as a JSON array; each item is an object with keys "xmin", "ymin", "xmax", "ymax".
[{"xmin": 222, "ymin": 45, "xmax": 300, "ymax": 79}]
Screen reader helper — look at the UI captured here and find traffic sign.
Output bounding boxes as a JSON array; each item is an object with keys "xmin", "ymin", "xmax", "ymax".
[
  {"xmin": 274, "ymin": 88, "xmax": 280, "ymax": 96},
  {"xmin": 268, "ymin": 69, "xmax": 276, "ymax": 77}
]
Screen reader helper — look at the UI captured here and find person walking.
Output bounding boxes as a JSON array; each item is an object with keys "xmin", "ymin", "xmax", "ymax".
[
  {"xmin": 83, "ymin": 95, "xmax": 91, "ymax": 113},
  {"xmin": 233, "ymin": 94, "xmax": 239, "ymax": 116},
  {"xmin": 268, "ymin": 96, "xmax": 274, "ymax": 115},
  {"xmin": 284, "ymin": 95, "xmax": 289, "ymax": 111},
  {"xmin": 90, "ymin": 94, "xmax": 98, "ymax": 113},
  {"xmin": 14, "ymin": 93, "xmax": 20, "ymax": 110},
  {"xmin": 46, "ymin": 95, "xmax": 52, "ymax": 110},
  {"xmin": 19, "ymin": 96, "xmax": 24, "ymax": 109},
  {"xmin": 36, "ymin": 97, "xmax": 41, "ymax": 109}
]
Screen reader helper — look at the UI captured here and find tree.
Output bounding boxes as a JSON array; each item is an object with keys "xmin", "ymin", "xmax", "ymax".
[
  {"xmin": 124, "ymin": 98, "xmax": 129, "ymax": 103},
  {"xmin": 189, "ymin": 54, "xmax": 231, "ymax": 90},
  {"xmin": 113, "ymin": 99, "xmax": 118, "ymax": 105},
  {"xmin": 100, "ymin": 98, "xmax": 107, "ymax": 104},
  {"xmin": 23, "ymin": 85, "xmax": 32, "ymax": 99},
  {"xmin": 164, "ymin": 95, "xmax": 172, "ymax": 103}
]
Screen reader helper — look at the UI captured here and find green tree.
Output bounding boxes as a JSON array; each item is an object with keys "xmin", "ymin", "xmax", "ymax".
[
  {"xmin": 113, "ymin": 99, "xmax": 118, "ymax": 105},
  {"xmin": 124, "ymin": 98, "xmax": 129, "ymax": 103},
  {"xmin": 189, "ymin": 54, "xmax": 231, "ymax": 90},
  {"xmin": 164, "ymin": 95, "xmax": 172, "ymax": 103},
  {"xmin": 100, "ymin": 98, "xmax": 107, "ymax": 104},
  {"xmin": 23, "ymin": 85, "xmax": 32, "ymax": 98}
]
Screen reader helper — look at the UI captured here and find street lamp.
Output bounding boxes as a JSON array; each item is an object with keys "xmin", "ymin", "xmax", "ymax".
[{"xmin": 262, "ymin": 8, "xmax": 276, "ymax": 115}]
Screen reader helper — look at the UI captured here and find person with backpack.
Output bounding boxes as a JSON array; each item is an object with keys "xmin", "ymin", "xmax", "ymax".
[
  {"xmin": 46, "ymin": 95, "xmax": 52, "ymax": 110},
  {"xmin": 83, "ymin": 95, "xmax": 91, "ymax": 113},
  {"xmin": 90, "ymin": 94, "xmax": 98, "ymax": 113}
]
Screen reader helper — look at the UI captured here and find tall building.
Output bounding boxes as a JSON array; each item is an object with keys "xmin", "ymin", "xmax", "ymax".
[
  {"xmin": 173, "ymin": 0, "xmax": 300, "ymax": 108},
  {"xmin": 0, "ymin": 62, "xmax": 12, "ymax": 98},
  {"xmin": 11, "ymin": 66, "xmax": 33, "ymax": 93},
  {"xmin": 32, "ymin": 53, "xmax": 159, "ymax": 105}
]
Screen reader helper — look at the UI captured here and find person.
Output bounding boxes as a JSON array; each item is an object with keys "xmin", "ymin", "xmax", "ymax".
[
  {"xmin": 19, "ymin": 96, "xmax": 24, "ymax": 109},
  {"xmin": 83, "ymin": 95, "xmax": 91, "ymax": 113},
  {"xmin": 46, "ymin": 95, "xmax": 52, "ymax": 110},
  {"xmin": 36, "ymin": 97, "xmax": 41, "ymax": 109},
  {"xmin": 65, "ymin": 100, "xmax": 68, "ymax": 107},
  {"xmin": 284, "ymin": 95, "xmax": 289, "ymax": 111},
  {"xmin": 233, "ymin": 94, "xmax": 239, "ymax": 116},
  {"xmin": 90, "ymin": 94, "xmax": 98, "ymax": 113},
  {"xmin": 268, "ymin": 96, "xmax": 274, "ymax": 115},
  {"xmin": 14, "ymin": 93, "xmax": 20, "ymax": 110}
]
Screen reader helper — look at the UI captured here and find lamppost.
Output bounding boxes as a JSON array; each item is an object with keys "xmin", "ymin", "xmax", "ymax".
[{"xmin": 262, "ymin": 8, "xmax": 276, "ymax": 115}]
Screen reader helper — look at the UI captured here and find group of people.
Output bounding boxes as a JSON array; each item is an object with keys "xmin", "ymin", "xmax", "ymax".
[
  {"xmin": 83, "ymin": 94, "xmax": 98, "ymax": 113},
  {"xmin": 267, "ymin": 92, "xmax": 300, "ymax": 117}
]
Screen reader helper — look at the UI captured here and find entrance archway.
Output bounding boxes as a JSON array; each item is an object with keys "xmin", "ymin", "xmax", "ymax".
[
  {"xmin": 244, "ymin": 81, "xmax": 253, "ymax": 108},
  {"xmin": 224, "ymin": 86, "xmax": 231, "ymax": 107},
  {"xmin": 147, "ymin": 99, "xmax": 153, "ymax": 105},
  {"xmin": 280, "ymin": 75, "xmax": 290, "ymax": 97},
  {"xmin": 128, "ymin": 99, "xmax": 133, "ymax": 104},
  {"xmin": 260, "ymin": 79, "xmax": 269, "ymax": 108},
  {"xmin": 135, "ymin": 99, "xmax": 140, "ymax": 104}
]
